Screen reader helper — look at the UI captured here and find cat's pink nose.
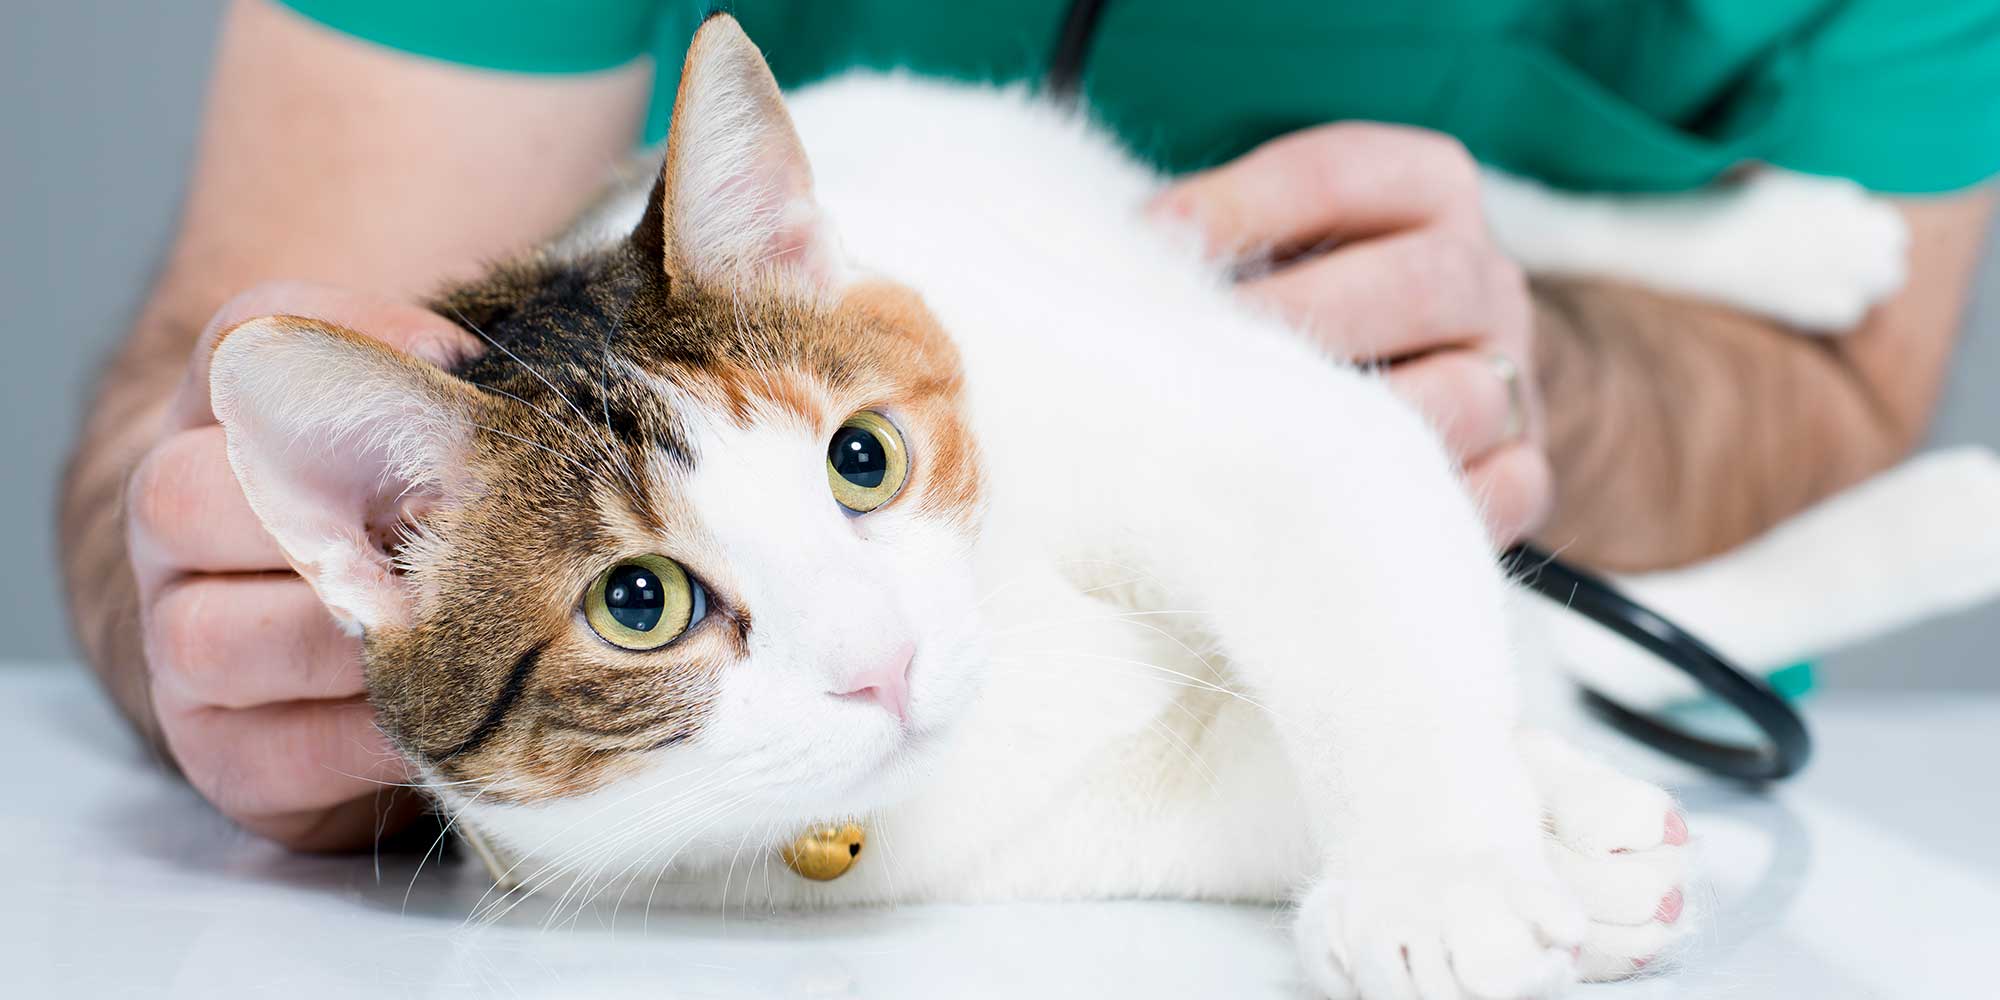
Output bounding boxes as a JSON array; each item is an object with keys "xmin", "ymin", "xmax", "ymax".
[{"xmin": 833, "ymin": 642, "xmax": 913, "ymax": 723}]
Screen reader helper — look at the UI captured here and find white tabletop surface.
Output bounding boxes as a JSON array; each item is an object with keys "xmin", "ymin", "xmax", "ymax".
[{"xmin": 5, "ymin": 661, "xmax": 1995, "ymax": 999}]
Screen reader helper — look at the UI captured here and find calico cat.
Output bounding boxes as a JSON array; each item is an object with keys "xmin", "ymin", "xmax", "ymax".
[{"xmin": 207, "ymin": 14, "xmax": 1901, "ymax": 999}]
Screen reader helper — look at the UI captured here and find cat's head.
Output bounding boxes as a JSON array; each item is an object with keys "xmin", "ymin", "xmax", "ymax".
[{"xmin": 209, "ymin": 15, "xmax": 986, "ymax": 861}]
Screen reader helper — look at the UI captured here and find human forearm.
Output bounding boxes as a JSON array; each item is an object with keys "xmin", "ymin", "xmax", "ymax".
[
  {"xmin": 57, "ymin": 0, "xmax": 651, "ymax": 757},
  {"xmin": 1532, "ymin": 187, "xmax": 1993, "ymax": 571},
  {"xmin": 58, "ymin": 296, "xmax": 199, "ymax": 748},
  {"xmin": 1529, "ymin": 277, "xmax": 1917, "ymax": 571}
]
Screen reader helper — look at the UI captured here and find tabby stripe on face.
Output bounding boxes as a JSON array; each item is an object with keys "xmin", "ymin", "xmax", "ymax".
[
  {"xmin": 547, "ymin": 715, "xmax": 696, "ymax": 743},
  {"xmin": 434, "ymin": 643, "xmax": 544, "ymax": 762}
]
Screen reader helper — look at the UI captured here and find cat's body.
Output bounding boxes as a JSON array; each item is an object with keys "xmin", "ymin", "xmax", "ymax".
[
  {"xmin": 464, "ymin": 70, "xmax": 1483, "ymax": 906},
  {"xmin": 208, "ymin": 17, "xmax": 1905, "ymax": 998}
]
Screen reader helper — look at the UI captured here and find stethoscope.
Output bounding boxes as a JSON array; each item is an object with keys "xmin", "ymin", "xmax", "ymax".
[{"xmin": 1050, "ymin": 0, "xmax": 1812, "ymax": 782}]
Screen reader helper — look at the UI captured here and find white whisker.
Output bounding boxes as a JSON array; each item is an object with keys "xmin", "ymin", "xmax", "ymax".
[
  {"xmin": 450, "ymin": 305, "xmax": 633, "ymax": 481},
  {"xmin": 470, "ymin": 423, "xmax": 602, "ymax": 480}
]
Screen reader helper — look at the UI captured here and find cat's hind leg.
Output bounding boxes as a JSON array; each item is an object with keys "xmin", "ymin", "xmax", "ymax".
[
  {"xmin": 1482, "ymin": 167, "xmax": 1907, "ymax": 331},
  {"xmin": 1521, "ymin": 730, "xmax": 1695, "ymax": 980}
]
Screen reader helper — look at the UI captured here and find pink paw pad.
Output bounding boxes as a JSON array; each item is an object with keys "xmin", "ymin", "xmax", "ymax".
[
  {"xmin": 1664, "ymin": 811, "xmax": 1690, "ymax": 846},
  {"xmin": 1655, "ymin": 888, "xmax": 1684, "ymax": 924}
]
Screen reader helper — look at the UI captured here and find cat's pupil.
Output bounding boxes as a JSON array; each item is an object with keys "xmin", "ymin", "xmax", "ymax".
[
  {"xmin": 604, "ymin": 563, "xmax": 665, "ymax": 632},
  {"xmin": 830, "ymin": 426, "xmax": 887, "ymax": 488}
]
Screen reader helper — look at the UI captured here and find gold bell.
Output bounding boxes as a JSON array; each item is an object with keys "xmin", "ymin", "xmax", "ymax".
[{"xmin": 781, "ymin": 822, "xmax": 866, "ymax": 881}]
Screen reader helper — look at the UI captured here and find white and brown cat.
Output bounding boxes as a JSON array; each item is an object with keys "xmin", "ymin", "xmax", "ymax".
[{"xmin": 207, "ymin": 14, "xmax": 1915, "ymax": 999}]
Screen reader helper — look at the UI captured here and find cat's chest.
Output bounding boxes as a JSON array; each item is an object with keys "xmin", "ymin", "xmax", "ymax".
[
  {"xmin": 819, "ymin": 554, "xmax": 1304, "ymax": 897},
  {"xmin": 973, "ymin": 559, "xmax": 1217, "ymax": 772},
  {"xmin": 605, "ymin": 554, "xmax": 1308, "ymax": 908},
  {"xmin": 808, "ymin": 589, "xmax": 1306, "ymax": 904}
]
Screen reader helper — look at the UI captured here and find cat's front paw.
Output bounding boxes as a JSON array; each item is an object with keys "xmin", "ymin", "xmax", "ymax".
[
  {"xmin": 1293, "ymin": 856, "xmax": 1584, "ymax": 1000},
  {"xmin": 1525, "ymin": 735, "xmax": 1695, "ymax": 980}
]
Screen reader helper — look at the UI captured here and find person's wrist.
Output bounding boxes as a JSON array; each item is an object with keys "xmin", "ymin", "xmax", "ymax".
[
  {"xmin": 58, "ymin": 320, "xmax": 196, "ymax": 751},
  {"xmin": 1526, "ymin": 280, "xmax": 1594, "ymax": 475},
  {"xmin": 1525, "ymin": 278, "xmax": 1714, "ymax": 572},
  {"xmin": 1523, "ymin": 279, "xmax": 1605, "ymax": 554}
]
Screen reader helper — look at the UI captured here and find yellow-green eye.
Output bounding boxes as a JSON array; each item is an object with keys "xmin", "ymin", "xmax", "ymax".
[
  {"xmin": 827, "ymin": 410, "xmax": 909, "ymax": 513},
  {"xmin": 585, "ymin": 555, "xmax": 702, "ymax": 651}
]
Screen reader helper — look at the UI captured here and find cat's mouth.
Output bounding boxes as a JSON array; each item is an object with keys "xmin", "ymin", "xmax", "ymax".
[
  {"xmin": 821, "ymin": 690, "xmax": 961, "ymax": 807},
  {"xmin": 819, "ymin": 730, "xmax": 946, "ymax": 818}
]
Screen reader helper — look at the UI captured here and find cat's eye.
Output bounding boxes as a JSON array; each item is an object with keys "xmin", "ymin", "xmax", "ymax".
[
  {"xmin": 585, "ymin": 554, "xmax": 703, "ymax": 651},
  {"xmin": 826, "ymin": 410, "xmax": 909, "ymax": 513}
]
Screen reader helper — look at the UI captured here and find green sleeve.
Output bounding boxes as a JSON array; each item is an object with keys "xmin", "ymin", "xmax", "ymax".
[
  {"xmin": 1765, "ymin": 0, "xmax": 2000, "ymax": 193},
  {"xmin": 275, "ymin": 0, "xmax": 664, "ymax": 73}
]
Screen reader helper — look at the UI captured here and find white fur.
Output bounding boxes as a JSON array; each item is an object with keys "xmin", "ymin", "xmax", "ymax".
[
  {"xmin": 1482, "ymin": 166, "xmax": 1908, "ymax": 331},
  {"xmin": 436, "ymin": 69, "xmax": 1710, "ymax": 998},
  {"xmin": 209, "ymin": 319, "xmax": 475, "ymax": 633},
  {"xmin": 209, "ymin": 20, "xmax": 1975, "ymax": 990},
  {"xmin": 1532, "ymin": 446, "xmax": 2000, "ymax": 709},
  {"xmin": 661, "ymin": 29, "xmax": 846, "ymax": 293}
]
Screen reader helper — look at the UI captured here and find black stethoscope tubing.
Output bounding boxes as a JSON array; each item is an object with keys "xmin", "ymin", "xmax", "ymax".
[
  {"xmin": 1049, "ymin": 0, "xmax": 1812, "ymax": 782},
  {"xmin": 1506, "ymin": 546, "xmax": 1811, "ymax": 781}
]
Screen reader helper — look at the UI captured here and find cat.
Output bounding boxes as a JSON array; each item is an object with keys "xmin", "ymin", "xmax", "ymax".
[{"xmin": 206, "ymin": 14, "xmax": 1906, "ymax": 999}]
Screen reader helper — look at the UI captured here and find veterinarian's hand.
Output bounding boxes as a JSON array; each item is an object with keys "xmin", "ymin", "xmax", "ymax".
[
  {"xmin": 125, "ymin": 281, "xmax": 479, "ymax": 850},
  {"xmin": 1153, "ymin": 123, "xmax": 1548, "ymax": 543}
]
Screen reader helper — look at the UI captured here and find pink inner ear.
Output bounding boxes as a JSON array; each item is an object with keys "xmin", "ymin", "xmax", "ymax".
[
  {"xmin": 733, "ymin": 157, "xmax": 842, "ymax": 286},
  {"xmin": 229, "ymin": 412, "xmax": 440, "ymax": 633},
  {"xmin": 294, "ymin": 449, "xmax": 436, "ymax": 565},
  {"xmin": 366, "ymin": 494, "xmax": 435, "ymax": 557},
  {"xmin": 664, "ymin": 20, "xmax": 845, "ymax": 293},
  {"xmin": 210, "ymin": 317, "xmax": 476, "ymax": 635},
  {"xmin": 675, "ymin": 131, "xmax": 842, "ymax": 290}
]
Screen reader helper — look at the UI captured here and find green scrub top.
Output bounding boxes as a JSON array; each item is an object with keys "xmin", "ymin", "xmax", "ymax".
[
  {"xmin": 279, "ymin": 0, "xmax": 2000, "ymax": 194},
  {"xmin": 277, "ymin": 0, "xmax": 1854, "ymax": 702}
]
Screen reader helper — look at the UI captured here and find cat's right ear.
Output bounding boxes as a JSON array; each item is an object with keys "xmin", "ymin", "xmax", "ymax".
[
  {"xmin": 640, "ymin": 13, "xmax": 844, "ymax": 296},
  {"xmin": 209, "ymin": 316, "xmax": 490, "ymax": 634}
]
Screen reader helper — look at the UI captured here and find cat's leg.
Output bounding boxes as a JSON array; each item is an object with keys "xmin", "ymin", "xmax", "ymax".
[
  {"xmin": 1481, "ymin": 166, "xmax": 1907, "ymax": 331},
  {"xmin": 1520, "ymin": 730, "xmax": 1695, "ymax": 979},
  {"xmin": 1030, "ymin": 348, "xmax": 1588, "ymax": 998}
]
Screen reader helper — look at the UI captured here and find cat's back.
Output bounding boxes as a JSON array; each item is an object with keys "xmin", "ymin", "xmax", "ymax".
[
  {"xmin": 790, "ymin": 73, "xmax": 1164, "ymax": 243},
  {"xmin": 790, "ymin": 74, "xmax": 1328, "ymax": 386}
]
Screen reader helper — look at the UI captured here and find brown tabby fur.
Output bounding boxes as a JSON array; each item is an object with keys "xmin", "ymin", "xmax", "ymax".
[
  {"xmin": 194, "ymin": 14, "xmax": 985, "ymax": 806},
  {"xmin": 343, "ymin": 197, "xmax": 981, "ymax": 805}
]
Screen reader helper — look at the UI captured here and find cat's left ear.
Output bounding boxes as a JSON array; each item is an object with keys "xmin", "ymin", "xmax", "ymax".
[
  {"xmin": 209, "ymin": 316, "xmax": 491, "ymax": 633},
  {"xmin": 645, "ymin": 13, "xmax": 845, "ymax": 295}
]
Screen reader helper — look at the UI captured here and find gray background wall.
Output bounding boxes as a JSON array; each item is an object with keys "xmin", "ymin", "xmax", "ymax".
[
  {"xmin": 4, "ymin": 1, "xmax": 1995, "ymax": 687},
  {"xmin": 5, "ymin": 1, "xmax": 224, "ymax": 663}
]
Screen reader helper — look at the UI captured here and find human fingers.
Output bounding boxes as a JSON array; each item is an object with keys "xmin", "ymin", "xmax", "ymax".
[
  {"xmin": 1151, "ymin": 122, "xmax": 1485, "ymax": 258},
  {"xmin": 1386, "ymin": 349, "xmax": 1533, "ymax": 464},
  {"xmin": 235, "ymin": 787, "xmax": 432, "ymax": 853},
  {"xmin": 126, "ymin": 425, "xmax": 289, "ymax": 585},
  {"xmin": 152, "ymin": 686, "xmax": 410, "ymax": 825},
  {"xmin": 145, "ymin": 573, "xmax": 365, "ymax": 711},
  {"xmin": 1242, "ymin": 229, "xmax": 1524, "ymax": 362},
  {"xmin": 167, "ymin": 280, "xmax": 480, "ymax": 431},
  {"xmin": 1465, "ymin": 444, "xmax": 1554, "ymax": 545}
]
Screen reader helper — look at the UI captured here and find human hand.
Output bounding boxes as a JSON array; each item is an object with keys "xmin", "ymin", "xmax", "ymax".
[
  {"xmin": 1152, "ymin": 123, "xmax": 1548, "ymax": 543},
  {"xmin": 125, "ymin": 282, "xmax": 479, "ymax": 850}
]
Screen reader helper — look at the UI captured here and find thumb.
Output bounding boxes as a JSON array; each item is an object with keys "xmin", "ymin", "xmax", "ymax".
[{"xmin": 170, "ymin": 281, "xmax": 482, "ymax": 431}]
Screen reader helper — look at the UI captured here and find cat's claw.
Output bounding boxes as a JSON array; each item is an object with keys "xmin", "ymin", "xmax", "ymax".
[{"xmin": 1294, "ymin": 856, "xmax": 1584, "ymax": 1000}]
